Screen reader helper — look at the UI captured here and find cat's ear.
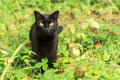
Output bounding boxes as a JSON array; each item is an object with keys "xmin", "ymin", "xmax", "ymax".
[
  {"xmin": 50, "ymin": 11, "xmax": 59, "ymax": 19},
  {"xmin": 34, "ymin": 10, "xmax": 43, "ymax": 20}
]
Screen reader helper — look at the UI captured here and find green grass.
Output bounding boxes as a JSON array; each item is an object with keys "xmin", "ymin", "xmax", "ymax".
[{"xmin": 0, "ymin": 0, "xmax": 120, "ymax": 80}]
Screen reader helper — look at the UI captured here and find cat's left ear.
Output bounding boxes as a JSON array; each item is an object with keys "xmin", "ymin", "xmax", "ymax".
[{"xmin": 50, "ymin": 11, "xmax": 59, "ymax": 19}]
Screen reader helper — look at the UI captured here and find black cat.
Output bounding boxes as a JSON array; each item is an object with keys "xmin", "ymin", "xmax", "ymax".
[{"xmin": 29, "ymin": 10, "xmax": 63, "ymax": 71}]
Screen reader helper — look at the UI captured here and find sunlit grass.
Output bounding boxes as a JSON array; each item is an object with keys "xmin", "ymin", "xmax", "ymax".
[{"xmin": 0, "ymin": 0, "xmax": 120, "ymax": 80}]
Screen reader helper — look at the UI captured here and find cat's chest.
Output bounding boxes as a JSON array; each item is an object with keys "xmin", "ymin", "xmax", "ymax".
[
  {"xmin": 37, "ymin": 36, "xmax": 57, "ymax": 44},
  {"xmin": 37, "ymin": 36, "xmax": 57, "ymax": 55}
]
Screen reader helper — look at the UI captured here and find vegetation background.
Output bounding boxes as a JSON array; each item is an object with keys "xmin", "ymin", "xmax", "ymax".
[{"xmin": 0, "ymin": 0, "xmax": 120, "ymax": 80}]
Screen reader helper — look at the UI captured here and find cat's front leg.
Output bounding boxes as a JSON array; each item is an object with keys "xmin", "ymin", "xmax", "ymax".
[
  {"xmin": 36, "ymin": 53, "xmax": 43, "ymax": 61},
  {"xmin": 48, "ymin": 56, "xmax": 57, "ymax": 68}
]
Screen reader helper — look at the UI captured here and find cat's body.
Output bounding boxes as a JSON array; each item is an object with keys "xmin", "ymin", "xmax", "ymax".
[{"xmin": 29, "ymin": 11, "xmax": 63, "ymax": 68}]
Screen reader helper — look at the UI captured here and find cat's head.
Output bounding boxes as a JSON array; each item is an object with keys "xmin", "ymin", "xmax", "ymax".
[{"xmin": 34, "ymin": 10, "xmax": 59, "ymax": 36}]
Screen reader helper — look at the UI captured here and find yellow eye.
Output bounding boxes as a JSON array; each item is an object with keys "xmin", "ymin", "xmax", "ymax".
[
  {"xmin": 49, "ymin": 22, "xmax": 54, "ymax": 26},
  {"xmin": 39, "ymin": 22, "xmax": 44, "ymax": 27}
]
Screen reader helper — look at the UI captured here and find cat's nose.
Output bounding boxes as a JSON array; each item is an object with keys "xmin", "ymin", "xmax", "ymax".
[{"xmin": 46, "ymin": 28, "xmax": 49, "ymax": 32}]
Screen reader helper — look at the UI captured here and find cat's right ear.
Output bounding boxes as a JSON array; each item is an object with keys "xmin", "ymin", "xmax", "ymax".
[{"xmin": 34, "ymin": 11, "xmax": 42, "ymax": 20}]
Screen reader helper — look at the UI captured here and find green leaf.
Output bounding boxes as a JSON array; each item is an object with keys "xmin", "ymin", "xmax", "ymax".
[
  {"xmin": 34, "ymin": 62, "xmax": 42, "ymax": 68},
  {"xmin": 110, "ymin": 26, "xmax": 120, "ymax": 32},
  {"xmin": 69, "ymin": 24, "xmax": 75, "ymax": 34},
  {"xmin": 103, "ymin": 53, "xmax": 111, "ymax": 61},
  {"xmin": 41, "ymin": 58, "xmax": 48, "ymax": 63},
  {"xmin": 42, "ymin": 64, "xmax": 48, "ymax": 71}
]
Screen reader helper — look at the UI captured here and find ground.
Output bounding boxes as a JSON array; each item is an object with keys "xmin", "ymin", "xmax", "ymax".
[{"xmin": 0, "ymin": 0, "xmax": 120, "ymax": 80}]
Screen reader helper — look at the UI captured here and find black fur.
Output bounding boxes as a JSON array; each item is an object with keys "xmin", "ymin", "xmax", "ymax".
[{"xmin": 29, "ymin": 10, "xmax": 63, "ymax": 70}]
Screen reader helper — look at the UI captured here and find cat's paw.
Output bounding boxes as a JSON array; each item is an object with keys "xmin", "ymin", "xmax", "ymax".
[{"xmin": 58, "ymin": 25, "xmax": 63, "ymax": 34}]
